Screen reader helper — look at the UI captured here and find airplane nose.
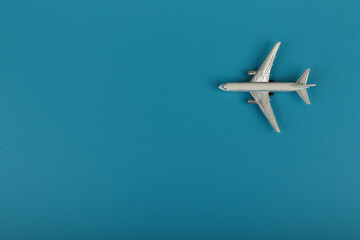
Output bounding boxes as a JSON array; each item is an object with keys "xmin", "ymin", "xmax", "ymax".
[{"xmin": 219, "ymin": 84, "xmax": 226, "ymax": 91}]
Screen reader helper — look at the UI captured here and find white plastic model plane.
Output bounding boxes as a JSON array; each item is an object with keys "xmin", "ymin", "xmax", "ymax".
[{"xmin": 218, "ymin": 42, "xmax": 316, "ymax": 133}]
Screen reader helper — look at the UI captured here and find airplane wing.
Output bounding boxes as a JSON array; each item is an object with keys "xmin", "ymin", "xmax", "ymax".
[
  {"xmin": 251, "ymin": 42, "xmax": 281, "ymax": 83},
  {"xmin": 250, "ymin": 92, "xmax": 280, "ymax": 133}
]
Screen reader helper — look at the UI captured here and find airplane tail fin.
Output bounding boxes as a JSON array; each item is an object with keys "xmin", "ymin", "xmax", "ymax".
[
  {"xmin": 296, "ymin": 89, "xmax": 310, "ymax": 105},
  {"xmin": 296, "ymin": 69, "xmax": 311, "ymax": 105},
  {"xmin": 296, "ymin": 68, "xmax": 310, "ymax": 85}
]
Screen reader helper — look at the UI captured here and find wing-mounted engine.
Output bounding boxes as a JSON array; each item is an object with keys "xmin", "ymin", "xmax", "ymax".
[
  {"xmin": 248, "ymin": 99, "xmax": 257, "ymax": 104},
  {"xmin": 248, "ymin": 71, "xmax": 257, "ymax": 76}
]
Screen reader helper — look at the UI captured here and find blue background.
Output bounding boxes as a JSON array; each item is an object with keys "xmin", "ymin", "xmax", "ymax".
[{"xmin": 0, "ymin": 0, "xmax": 360, "ymax": 239}]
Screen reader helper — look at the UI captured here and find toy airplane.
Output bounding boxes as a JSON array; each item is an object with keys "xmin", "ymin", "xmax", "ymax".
[{"xmin": 218, "ymin": 42, "xmax": 316, "ymax": 133}]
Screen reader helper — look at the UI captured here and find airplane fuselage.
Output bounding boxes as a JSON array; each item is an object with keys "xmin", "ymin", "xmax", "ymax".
[{"xmin": 219, "ymin": 82, "xmax": 316, "ymax": 92}]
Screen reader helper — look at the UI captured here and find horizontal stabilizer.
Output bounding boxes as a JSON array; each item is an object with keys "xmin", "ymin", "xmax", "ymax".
[
  {"xmin": 297, "ymin": 89, "xmax": 310, "ymax": 105},
  {"xmin": 296, "ymin": 69, "xmax": 310, "ymax": 85}
]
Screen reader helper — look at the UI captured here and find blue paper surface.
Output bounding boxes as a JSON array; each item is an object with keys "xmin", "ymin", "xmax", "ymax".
[{"xmin": 0, "ymin": 0, "xmax": 359, "ymax": 239}]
